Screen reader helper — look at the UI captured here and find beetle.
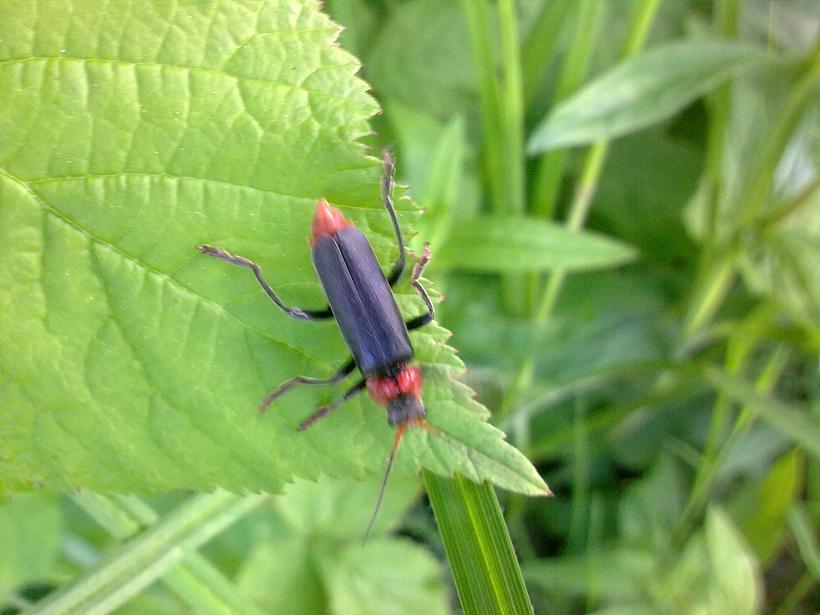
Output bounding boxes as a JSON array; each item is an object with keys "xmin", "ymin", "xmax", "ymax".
[{"xmin": 197, "ymin": 153, "xmax": 434, "ymax": 537}]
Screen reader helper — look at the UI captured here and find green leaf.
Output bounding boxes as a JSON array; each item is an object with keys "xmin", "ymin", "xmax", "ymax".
[
  {"xmin": 0, "ymin": 0, "xmax": 546, "ymax": 498},
  {"xmin": 730, "ymin": 449, "xmax": 803, "ymax": 564},
  {"xmin": 704, "ymin": 508, "xmax": 761, "ymax": 615},
  {"xmin": 424, "ymin": 472, "xmax": 537, "ymax": 615},
  {"xmin": 236, "ymin": 475, "xmax": 447, "ymax": 615},
  {"xmin": 437, "ymin": 217, "xmax": 637, "ymax": 272},
  {"xmin": 523, "ymin": 549, "xmax": 654, "ymax": 602},
  {"xmin": 274, "ymin": 474, "xmax": 421, "ymax": 539},
  {"xmin": 238, "ymin": 538, "xmax": 326, "ymax": 614},
  {"xmin": 318, "ymin": 539, "xmax": 449, "ymax": 615},
  {"xmin": 618, "ymin": 455, "xmax": 685, "ymax": 551},
  {"xmin": 0, "ymin": 493, "xmax": 63, "ymax": 593},
  {"xmin": 592, "ymin": 131, "xmax": 700, "ymax": 266},
  {"xmin": 528, "ymin": 40, "xmax": 773, "ymax": 152}
]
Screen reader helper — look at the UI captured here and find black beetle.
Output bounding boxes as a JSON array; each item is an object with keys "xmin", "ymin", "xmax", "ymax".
[{"xmin": 198, "ymin": 154, "xmax": 434, "ymax": 537}]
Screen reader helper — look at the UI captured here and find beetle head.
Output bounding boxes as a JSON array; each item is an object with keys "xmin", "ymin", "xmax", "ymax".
[
  {"xmin": 364, "ymin": 364, "xmax": 430, "ymax": 545},
  {"xmin": 386, "ymin": 394, "xmax": 425, "ymax": 427},
  {"xmin": 366, "ymin": 365, "xmax": 425, "ymax": 426}
]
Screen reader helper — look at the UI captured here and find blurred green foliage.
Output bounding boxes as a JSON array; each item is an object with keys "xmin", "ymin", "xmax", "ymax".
[{"xmin": 2, "ymin": 0, "xmax": 818, "ymax": 613}]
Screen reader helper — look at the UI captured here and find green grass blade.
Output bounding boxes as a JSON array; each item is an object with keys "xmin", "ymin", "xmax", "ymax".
[
  {"xmin": 704, "ymin": 367, "xmax": 820, "ymax": 458},
  {"xmin": 32, "ymin": 492, "xmax": 263, "ymax": 615},
  {"xmin": 71, "ymin": 492, "xmax": 267, "ymax": 615},
  {"xmin": 424, "ymin": 471, "xmax": 539, "ymax": 615}
]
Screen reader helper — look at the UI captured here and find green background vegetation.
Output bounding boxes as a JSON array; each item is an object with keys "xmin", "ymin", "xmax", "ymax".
[{"xmin": 1, "ymin": 0, "xmax": 818, "ymax": 613}]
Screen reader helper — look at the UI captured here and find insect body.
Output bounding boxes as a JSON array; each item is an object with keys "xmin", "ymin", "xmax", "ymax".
[{"xmin": 197, "ymin": 154, "xmax": 434, "ymax": 537}]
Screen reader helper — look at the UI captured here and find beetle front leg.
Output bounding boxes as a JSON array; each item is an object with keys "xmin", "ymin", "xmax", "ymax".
[
  {"xmin": 298, "ymin": 379, "xmax": 366, "ymax": 431},
  {"xmin": 406, "ymin": 243, "xmax": 434, "ymax": 330},
  {"xmin": 381, "ymin": 151, "xmax": 407, "ymax": 286},
  {"xmin": 197, "ymin": 245, "xmax": 333, "ymax": 320}
]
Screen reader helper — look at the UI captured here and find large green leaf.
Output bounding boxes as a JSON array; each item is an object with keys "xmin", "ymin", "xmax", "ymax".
[
  {"xmin": 0, "ymin": 0, "xmax": 547, "ymax": 497},
  {"xmin": 528, "ymin": 40, "xmax": 773, "ymax": 152}
]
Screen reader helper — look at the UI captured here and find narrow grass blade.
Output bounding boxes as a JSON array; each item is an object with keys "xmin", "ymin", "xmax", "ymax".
[
  {"xmin": 71, "ymin": 492, "xmax": 267, "ymax": 615},
  {"xmin": 705, "ymin": 367, "xmax": 820, "ymax": 458},
  {"xmin": 424, "ymin": 471, "xmax": 537, "ymax": 615},
  {"xmin": 32, "ymin": 492, "xmax": 263, "ymax": 615}
]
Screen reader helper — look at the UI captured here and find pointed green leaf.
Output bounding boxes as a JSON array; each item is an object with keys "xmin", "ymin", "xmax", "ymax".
[
  {"xmin": 705, "ymin": 508, "xmax": 762, "ymax": 615},
  {"xmin": 528, "ymin": 40, "xmax": 773, "ymax": 152},
  {"xmin": 0, "ymin": 0, "xmax": 546, "ymax": 498},
  {"xmin": 437, "ymin": 216, "xmax": 637, "ymax": 272}
]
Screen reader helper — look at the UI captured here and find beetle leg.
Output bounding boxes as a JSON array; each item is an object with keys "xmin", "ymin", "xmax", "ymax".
[
  {"xmin": 298, "ymin": 379, "xmax": 367, "ymax": 431},
  {"xmin": 258, "ymin": 358, "xmax": 356, "ymax": 413},
  {"xmin": 406, "ymin": 243, "xmax": 434, "ymax": 330},
  {"xmin": 197, "ymin": 245, "xmax": 333, "ymax": 320},
  {"xmin": 381, "ymin": 151, "xmax": 407, "ymax": 286}
]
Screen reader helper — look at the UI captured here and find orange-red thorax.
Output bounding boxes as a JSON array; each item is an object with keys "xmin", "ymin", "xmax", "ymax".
[{"xmin": 366, "ymin": 365, "xmax": 423, "ymax": 407}]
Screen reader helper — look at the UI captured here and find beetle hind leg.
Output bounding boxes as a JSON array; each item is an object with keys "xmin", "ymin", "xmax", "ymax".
[
  {"xmin": 259, "ymin": 358, "xmax": 356, "ymax": 413},
  {"xmin": 298, "ymin": 379, "xmax": 366, "ymax": 431},
  {"xmin": 381, "ymin": 151, "xmax": 408, "ymax": 286}
]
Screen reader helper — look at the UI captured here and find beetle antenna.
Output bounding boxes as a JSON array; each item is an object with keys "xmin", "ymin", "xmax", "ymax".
[{"xmin": 363, "ymin": 424, "xmax": 405, "ymax": 545}]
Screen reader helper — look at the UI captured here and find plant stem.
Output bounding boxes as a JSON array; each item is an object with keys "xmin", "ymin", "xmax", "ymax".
[
  {"xmin": 497, "ymin": 0, "xmax": 525, "ymax": 217},
  {"xmin": 773, "ymin": 572, "xmax": 815, "ymax": 615},
  {"xmin": 739, "ymin": 37, "xmax": 820, "ymax": 220},
  {"xmin": 686, "ymin": 37, "xmax": 820, "ymax": 337},
  {"xmin": 463, "ymin": 0, "xmax": 504, "ymax": 217},
  {"xmin": 530, "ymin": 0, "xmax": 604, "ymax": 220},
  {"xmin": 521, "ymin": 0, "xmax": 571, "ymax": 107},
  {"xmin": 463, "ymin": 0, "xmax": 529, "ymax": 314},
  {"xmin": 702, "ymin": 0, "xmax": 739, "ymax": 239},
  {"xmin": 497, "ymin": 0, "xmax": 528, "ymax": 315},
  {"xmin": 568, "ymin": 397, "xmax": 590, "ymax": 554},
  {"xmin": 673, "ymin": 344, "xmax": 790, "ymax": 544},
  {"xmin": 502, "ymin": 0, "xmax": 661, "ymax": 415}
]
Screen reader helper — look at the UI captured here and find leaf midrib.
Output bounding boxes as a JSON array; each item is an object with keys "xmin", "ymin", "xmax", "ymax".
[
  {"xmin": 0, "ymin": 55, "xmax": 364, "ymax": 105},
  {"xmin": 1, "ymin": 168, "xmax": 328, "ymax": 367}
]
